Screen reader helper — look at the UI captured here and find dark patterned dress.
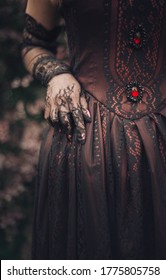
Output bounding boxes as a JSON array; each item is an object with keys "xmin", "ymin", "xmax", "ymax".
[{"xmin": 32, "ymin": 0, "xmax": 166, "ymax": 259}]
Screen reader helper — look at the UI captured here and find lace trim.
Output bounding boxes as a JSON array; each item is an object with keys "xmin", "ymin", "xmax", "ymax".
[
  {"xmin": 21, "ymin": 29, "xmax": 56, "ymax": 53},
  {"xmin": 32, "ymin": 55, "xmax": 71, "ymax": 86},
  {"xmin": 103, "ymin": 0, "xmax": 166, "ymax": 119},
  {"xmin": 21, "ymin": 14, "xmax": 66, "ymax": 53},
  {"xmin": 25, "ymin": 13, "xmax": 65, "ymax": 42}
]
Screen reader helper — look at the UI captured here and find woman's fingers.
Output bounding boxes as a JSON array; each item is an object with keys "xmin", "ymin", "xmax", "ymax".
[
  {"xmin": 44, "ymin": 102, "xmax": 50, "ymax": 120},
  {"xmin": 50, "ymin": 103, "xmax": 59, "ymax": 123},
  {"xmin": 80, "ymin": 93, "xmax": 91, "ymax": 123},
  {"xmin": 50, "ymin": 108, "xmax": 58, "ymax": 123},
  {"xmin": 45, "ymin": 81, "xmax": 90, "ymax": 144},
  {"xmin": 69, "ymin": 102, "xmax": 86, "ymax": 144},
  {"xmin": 65, "ymin": 113, "xmax": 73, "ymax": 141},
  {"xmin": 45, "ymin": 88, "xmax": 59, "ymax": 123},
  {"xmin": 56, "ymin": 95, "xmax": 73, "ymax": 139},
  {"xmin": 59, "ymin": 110, "xmax": 72, "ymax": 135}
]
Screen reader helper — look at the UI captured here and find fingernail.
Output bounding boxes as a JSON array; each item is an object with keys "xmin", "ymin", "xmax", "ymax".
[
  {"xmin": 86, "ymin": 111, "xmax": 92, "ymax": 122},
  {"xmin": 87, "ymin": 110, "xmax": 91, "ymax": 118},
  {"xmin": 83, "ymin": 110, "xmax": 91, "ymax": 122},
  {"xmin": 78, "ymin": 133, "xmax": 86, "ymax": 144},
  {"xmin": 81, "ymin": 132, "xmax": 86, "ymax": 139}
]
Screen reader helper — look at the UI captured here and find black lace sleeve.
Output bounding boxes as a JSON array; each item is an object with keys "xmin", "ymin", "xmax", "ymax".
[
  {"xmin": 24, "ymin": 13, "xmax": 64, "ymax": 41},
  {"xmin": 21, "ymin": 14, "xmax": 65, "ymax": 53},
  {"xmin": 21, "ymin": 13, "xmax": 71, "ymax": 86}
]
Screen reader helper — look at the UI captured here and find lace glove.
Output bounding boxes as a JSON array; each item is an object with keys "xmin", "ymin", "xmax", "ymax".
[{"xmin": 44, "ymin": 73, "xmax": 91, "ymax": 144}]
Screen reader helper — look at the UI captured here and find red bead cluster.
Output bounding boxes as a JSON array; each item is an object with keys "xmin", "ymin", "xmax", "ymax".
[
  {"xmin": 133, "ymin": 32, "xmax": 142, "ymax": 45},
  {"xmin": 129, "ymin": 24, "xmax": 146, "ymax": 49},
  {"xmin": 131, "ymin": 87, "xmax": 139, "ymax": 97},
  {"xmin": 127, "ymin": 24, "xmax": 146, "ymax": 102},
  {"xmin": 126, "ymin": 82, "xmax": 144, "ymax": 102}
]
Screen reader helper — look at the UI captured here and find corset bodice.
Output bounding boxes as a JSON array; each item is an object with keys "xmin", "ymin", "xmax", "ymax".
[{"xmin": 62, "ymin": 0, "xmax": 166, "ymax": 119}]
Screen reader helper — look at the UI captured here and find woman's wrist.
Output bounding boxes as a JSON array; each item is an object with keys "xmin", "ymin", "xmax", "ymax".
[{"xmin": 32, "ymin": 55, "xmax": 71, "ymax": 87}]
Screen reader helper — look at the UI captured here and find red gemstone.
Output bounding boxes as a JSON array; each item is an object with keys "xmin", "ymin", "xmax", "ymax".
[
  {"xmin": 133, "ymin": 37, "xmax": 142, "ymax": 45},
  {"xmin": 131, "ymin": 87, "xmax": 139, "ymax": 97}
]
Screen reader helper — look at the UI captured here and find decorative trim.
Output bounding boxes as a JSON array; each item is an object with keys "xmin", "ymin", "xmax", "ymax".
[
  {"xmin": 32, "ymin": 55, "xmax": 71, "ymax": 86},
  {"xmin": 126, "ymin": 81, "xmax": 144, "ymax": 102},
  {"xmin": 129, "ymin": 24, "xmax": 147, "ymax": 49}
]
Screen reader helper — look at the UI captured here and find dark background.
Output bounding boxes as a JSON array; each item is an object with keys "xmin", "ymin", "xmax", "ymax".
[{"xmin": 0, "ymin": 0, "xmax": 50, "ymax": 259}]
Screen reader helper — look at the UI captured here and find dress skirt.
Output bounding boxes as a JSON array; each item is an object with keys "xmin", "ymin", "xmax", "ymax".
[{"xmin": 31, "ymin": 92, "xmax": 166, "ymax": 260}]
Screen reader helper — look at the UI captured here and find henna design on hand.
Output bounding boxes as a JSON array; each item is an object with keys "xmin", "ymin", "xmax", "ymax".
[{"xmin": 45, "ymin": 74, "xmax": 91, "ymax": 144}]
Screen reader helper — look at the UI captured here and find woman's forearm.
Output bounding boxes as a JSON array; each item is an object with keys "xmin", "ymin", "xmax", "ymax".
[{"xmin": 21, "ymin": 13, "xmax": 70, "ymax": 86}]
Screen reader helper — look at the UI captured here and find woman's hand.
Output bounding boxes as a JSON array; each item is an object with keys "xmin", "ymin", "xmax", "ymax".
[{"xmin": 44, "ymin": 73, "xmax": 91, "ymax": 144}]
